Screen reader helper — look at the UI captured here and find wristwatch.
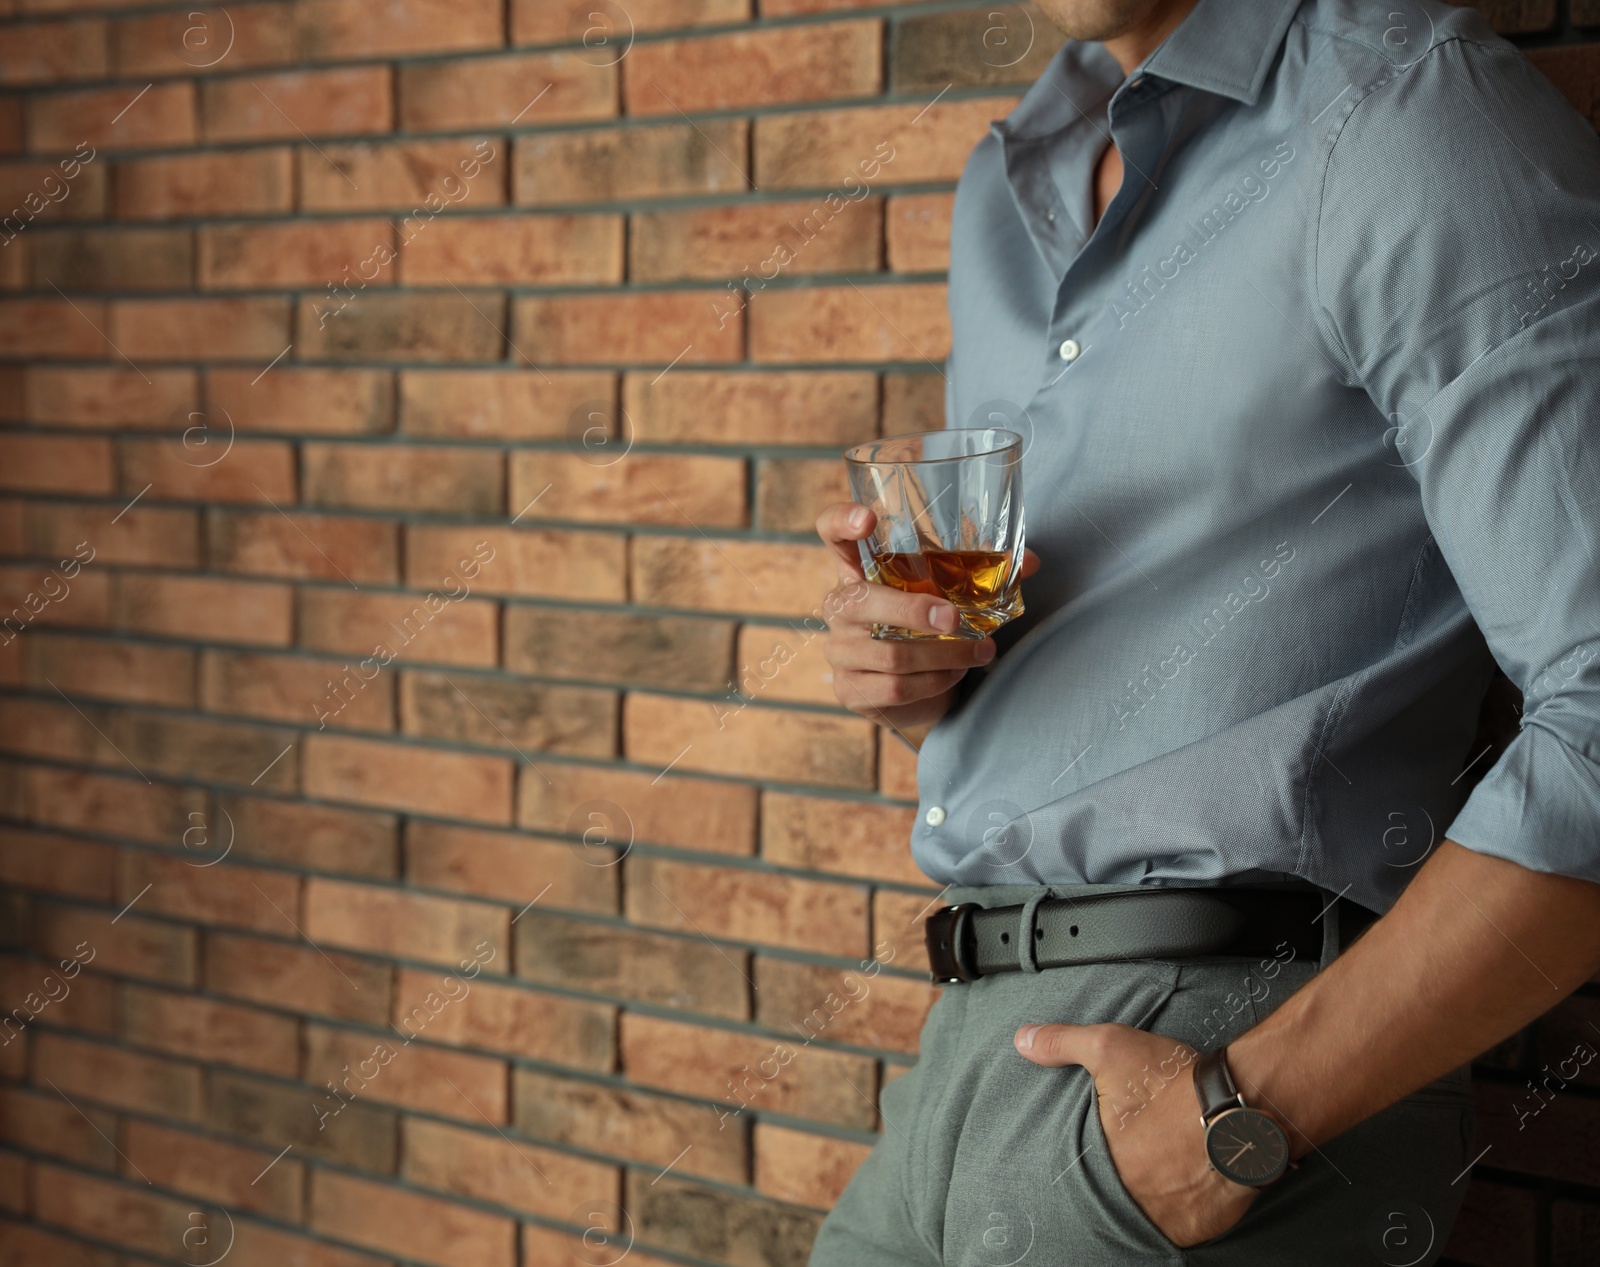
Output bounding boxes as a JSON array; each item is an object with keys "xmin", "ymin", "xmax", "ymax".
[{"xmin": 1192, "ymin": 1046, "xmax": 1293, "ymax": 1187}]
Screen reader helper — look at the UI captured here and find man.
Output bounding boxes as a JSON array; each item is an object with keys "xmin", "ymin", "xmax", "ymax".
[{"xmin": 809, "ymin": 0, "xmax": 1600, "ymax": 1262}]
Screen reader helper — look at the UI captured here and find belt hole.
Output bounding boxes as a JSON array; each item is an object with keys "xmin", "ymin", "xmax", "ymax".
[
  {"xmin": 1034, "ymin": 928, "xmax": 1043, "ymax": 939},
  {"xmin": 1070, "ymin": 925, "xmax": 1079, "ymax": 937},
  {"xmin": 1000, "ymin": 932, "xmax": 1010, "ymax": 944}
]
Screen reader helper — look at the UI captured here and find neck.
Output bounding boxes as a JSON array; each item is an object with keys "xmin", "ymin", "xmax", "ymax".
[{"xmin": 1102, "ymin": 0, "xmax": 1202, "ymax": 75}]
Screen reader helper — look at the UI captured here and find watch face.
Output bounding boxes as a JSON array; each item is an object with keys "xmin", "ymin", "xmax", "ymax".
[{"xmin": 1205, "ymin": 1107, "xmax": 1290, "ymax": 1186}]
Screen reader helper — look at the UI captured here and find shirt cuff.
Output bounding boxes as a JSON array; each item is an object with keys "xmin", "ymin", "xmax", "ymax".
[{"xmin": 1445, "ymin": 722, "xmax": 1600, "ymax": 884}]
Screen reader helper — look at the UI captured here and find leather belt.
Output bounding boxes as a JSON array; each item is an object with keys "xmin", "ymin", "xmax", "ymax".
[{"xmin": 924, "ymin": 887, "xmax": 1377, "ymax": 984}]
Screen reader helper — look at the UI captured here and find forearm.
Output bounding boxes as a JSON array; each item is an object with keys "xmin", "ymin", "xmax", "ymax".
[{"xmin": 1228, "ymin": 840, "xmax": 1600, "ymax": 1156}]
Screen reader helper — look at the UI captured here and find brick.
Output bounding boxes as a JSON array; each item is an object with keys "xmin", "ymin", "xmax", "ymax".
[
  {"xmin": 302, "ymin": 136, "xmax": 506, "ymax": 212},
  {"xmin": 0, "ymin": 435, "xmax": 111, "ymax": 493},
  {"xmin": 394, "ymin": 966, "xmax": 614, "ymax": 1070},
  {"xmin": 632, "ymin": 196, "xmax": 881, "ymax": 283},
  {"xmin": 200, "ymin": 648, "xmax": 396, "ymax": 731},
  {"xmin": 755, "ymin": 1121, "xmax": 872, "ymax": 1209},
  {"xmin": 504, "ymin": 605, "xmax": 733, "ymax": 691},
  {"xmin": 113, "ymin": 574, "xmax": 294, "ymax": 646},
  {"xmin": 400, "ymin": 368, "xmax": 611, "ymax": 439},
  {"xmin": 0, "ymin": 947, "xmax": 113, "ymax": 1033},
  {"xmin": 23, "ymin": 501, "xmax": 198, "ymax": 567},
  {"xmin": 117, "ymin": 436, "xmax": 296, "ymax": 503},
  {"xmin": 1456, "ymin": 1, "xmax": 1557, "ymax": 35},
  {"xmin": 887, "ymin": 191, "xmax": 954, "ymax": 272},
  {"xmin": 207, "ymin": 508, "xmax": 399, "ymax": 583},
  {"xmin": 306, "ymin": 1021, "xmax": 506, "ymax": 1122},
  {"xmin": 513, "ymin": 1064, "xmax": 745, "ymax": 1183},
  {"xmin": 0, "ymin": 298, "xmax": 106, "ymax": 356},
  {"xmin": 29, "ymin": 225, "xmax": 192, "ymax": 290},
  {"xmin": 0, "ymin": 697, "xmax": 113, "ymax": 767},
  {"xmin": 0, "ymin": 100, "xmax": 19, "ymax": 155},
  {"xmin": 514, "ymin": 291, "xmax": 743, "ymax": 364},
  {"xmin": 756, "ymin": 97, "xmax": 1019, "ymax": 189},
  {"xmin": 762, "ymin": 790, "xmax": 921, "ymax": 884},
  {"xmin": 517, "ymin": 763, "xmax": 756, "ymax": 855},
  {"xmin": 122, "ymin": 1118, "xmax": 303, "ymax": 1221},
  {"xmin": 0, "ymin": 826, "xmax": 112, "ymax": 899},
  {"xmin": 303, "ymin": 734, "xmax": 514, "ymax": 824},
  {"xmin": 297, "ymin": 292, "xmax": 504, "ymax": 362},
  {"xmin": 114, "ymin": 148, "xmax": 293, "ymax": 218},
  {"xmin": 755, "ymin": 956, "xmax": 932, "ymax": 1053},
  {"xmin": 304, "ymin": 875, "xmax": 510, "ymax": 965},
  {"xmin": 199, "ymin": 218, "xmax": 393, "ymax": 289},
  {"xmin": 20, "ymin": 765, "xmax": 202, "ymax": 843},
  {"xmin": 872, "ymin": 889, "xmax": 935, "ymax": 974},
  {"xmin": 755, "ymin": 456, "xmax": 851, "ymax": 533},
  {"xmin": 520, "ymin": 1226, "xmax": 693, "ymax": 1267},
  {"xmin": 297, "ymin": 588, "xmax": 499, "ymax": 667},
  {"xmin": 34, "ymin": 1032, "xmax": 201, "ymax": 1120},
  {"xmin": 303, "ymin": 441, "xmax": 502, "ymax": 514},
  {"xmin": 404, "ymin": 819, "xmax": 616, "ymax": 912},
  {"xmin": 218, "ymin": 792, "xmax": 398, "ymax": 878},
  {"xmin": 631, "ymin": 536, "xmax": 836, "ymax": 617},
  {"xmin": 892, "ymin": 5, "xmax": 1064, "ymax": 93},
  {"xmin": 1443, "ymin": 1178, "xmax": 1537, "ymax": 1267},
  {"xmin": 400, "ymin": 212, "xmax": 622, "ymax": 285},
  {"xmin": 1529, "ymin": 46, "xmax": 1600, "ymax": 129},
  {"xmin": 514, "ymin": 119, "xmax": 747, "ymax": 206},
  {"xmin": 298, "ymin": 0, "xmax": 503, "ymax": 60},
  {"xmin": 622, "ymin": 1011, "xmax": 876, "ymax": 1127},
  {"xmin": 35, "ymin": 901, "xmax": 197, "ymax": 986},
  {"xmin": 878, "ymin": 727, "xmax": 920, "ymax": 799},
  {"xmin": 517, "ymin": 910, "xmax": 749, "ymax": 1019},
  {"xmin": 23, "ymin": 631, "xmax": 195, "ymax": 706},
  {"xmin": 0, "ymin": 1085, "xmax": 118, "ymax": 1168},
  {"xmin": 207, "ymin": 1067, "xmax": 398, "ymax": 1169},
  {"xmin": 626, "ymin": 21, "xmax": 879, "ymax": 116},
  {"xmin": 732, "ymin": 625, "xmax": 837, "ymax": 705},
  {"xmin": 637, "ymin": 1171, "xmax": 828, "ymax": 1264},
  {"xmin": 628, "ymin": 854, "xmax": 868, "ymax": 956},
  {"xmin": 750, "ymin": 281, "xmax": 949, "ymax": 362},
  {"xmin": 399, "ymin": 669, "xmax": 616, "ymax": 757},
  {"xmin": 406, "ymin": 524, "xmax": 626, "ymax": 602},
  {"xmin": 1553, "ymin": 1198, "xmax": 1600, "ymax": 1266},
  {"xmin": 0, "ymin": 1224, "xmax": 119, "ymax": 1267},
  {"xmin": 512, "ymin": 0, "xmax": 748, "ymax": 43},
  {"xmin": 201, "ymin": 66, "xmax": 391, "ymax": 142},
  {"xmin": 311, "ymin": 1170, "xmax": 516, "ymax": 1267},
  {"xmin": 625, "ymin": 369, "xmax": 876, "ymax": 445},
  {"xmin": 403, "ymin": 1116, "xmax": 617, "ymax": 1221},
  {"xmin": 206, "ymin": 366, "xmax": 393, "ymax": 435},
  {"xmin": 400, "ymin": 51, "xmax": 614, "ymax": 132},
  {"xmin": 205, "ymin": 929, "xmax": 393, "ymax": 1025},
  {"xmin": 108, "ymin": 297, "xmax": 290, "ymax": 360},
  {"xmin": 107, "ymin": 714, "xmax": 294, "ymax": 801},
  {"xmin": 0, "ymin": 19, "xmax": 108, "ymax": 86},
  {"xmin": 882, "ymin": 370, "xmax": 944, "ymax": 434},
  {"xmin": 225, "ymin": 1221, "xmax": 396, "ymax": 1267},
  {"xmin": 1475, "ymin": 1078, "xmax": 1600, "ymax": 1185},
  {"xmin": 118, "ymin": 848, "xmax": 301, "ymax": 933},
  {"xmin": 762, "ymin": 0, "xmax": 919, "ymax": 10},
  {"xmin": 0, "ymin": 156, "xmax": 108, "ymax": 226},
  {"xmin": 29, "ymin": 81, "xmax": 195, "ymax": 153},
  {"xmin": 111, "ymin": 5, "xmax": 296, "ymax": 77},
  {"xmin": 24, "ymin": 366, "xmax": 193, "ymax": 428},
  {"xmin": 33, "ymin": 1164, "xmax": 215, "ymax": 1259},
  {"xmin": 508, "ymin": 450, "xmax": 746, "ymax": 526},
  {"xmin": 119, "ymin": 982, "xmax": 299, "ymax": 1074}
]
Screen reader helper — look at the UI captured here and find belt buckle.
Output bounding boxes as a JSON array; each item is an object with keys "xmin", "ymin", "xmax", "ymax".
[{"xmin": 925, "ymin": 902, "xmax": 984, "ymax": 984}]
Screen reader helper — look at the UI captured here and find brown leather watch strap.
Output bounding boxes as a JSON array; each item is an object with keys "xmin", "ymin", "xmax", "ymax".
[{"xmin": 1193, "ymin": 1046, "xmax": 1242, "ymax": 1121}]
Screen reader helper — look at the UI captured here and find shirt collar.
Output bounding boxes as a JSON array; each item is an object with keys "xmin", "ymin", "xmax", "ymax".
[{"xmin": 1140, "ymin": 0, "xmax": 1304, "ymax": 106}]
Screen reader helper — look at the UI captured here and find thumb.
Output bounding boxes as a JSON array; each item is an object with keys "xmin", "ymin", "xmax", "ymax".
[
  {"xmin": 1013, "ymin": 1021, "xmax": 1107, "ymax": 1068},
  {"xmin": 1019, "ymin": 547, "xmax": 1042, "ymax": 579}
]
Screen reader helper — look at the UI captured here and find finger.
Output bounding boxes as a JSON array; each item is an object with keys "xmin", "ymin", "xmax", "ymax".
[
  {"xmin": 836, "ymin": 667, "xmax": 970, "ymax": 711},
  {"xmin": 816, "ymin": 503, "xmax": 875, "ymax": 579},
  {"xmin": 828, "ymin": 627, "xmax": 994, "ymax": 674},
  {"xmin": 828, "ymin": 580, "xmax": 961, "ymax": 637},
  {"xmin": 1013, "ymin": 1022, "xmax": 1117, "ymax": 1068},
  {"xmin": 1019, "ymin": 548, "xmax": 1042, "ymax": 579}
]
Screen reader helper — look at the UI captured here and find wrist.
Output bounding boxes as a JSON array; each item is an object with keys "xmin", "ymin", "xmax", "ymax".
[{"xmin": 1223, "ymin": 1028, "xmax": 1316, "ymax": 1159}]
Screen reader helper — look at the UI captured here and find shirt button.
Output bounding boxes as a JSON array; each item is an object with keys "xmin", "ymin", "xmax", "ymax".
[
  {"xmin": 924, "ymin": 805, "xmax": 947, "ymax": 827},
  {"xmin": 1058, "ymin": 338, "xmax": 1081, "ymax": 362}
]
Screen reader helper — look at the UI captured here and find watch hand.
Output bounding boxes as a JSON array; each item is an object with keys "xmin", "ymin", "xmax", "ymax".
[{"xmin": 1223, "ymin": 1140, "xmax": 1256, "ymax": 1165}]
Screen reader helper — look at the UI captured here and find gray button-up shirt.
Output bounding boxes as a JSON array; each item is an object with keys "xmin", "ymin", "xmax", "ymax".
[{"xmin": 916, "ymin": 0, "xmax": 1600, "ymax": 910}]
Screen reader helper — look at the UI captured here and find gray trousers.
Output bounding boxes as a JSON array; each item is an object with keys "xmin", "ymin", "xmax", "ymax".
[{"xmin": 809, "ymin": 883, "xmax": 1473, "ymax": 1267}]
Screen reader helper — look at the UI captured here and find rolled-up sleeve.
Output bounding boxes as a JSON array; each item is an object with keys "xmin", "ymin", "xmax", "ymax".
[{"xmin": 1315, "ymin": 35, "xmax": 1600, "ymax": 881}]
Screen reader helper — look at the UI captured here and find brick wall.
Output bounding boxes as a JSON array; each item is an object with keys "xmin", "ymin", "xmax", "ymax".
[{"xmin": 0, "ymin": 2, "xmax": 1594, "ymax": 1265}]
